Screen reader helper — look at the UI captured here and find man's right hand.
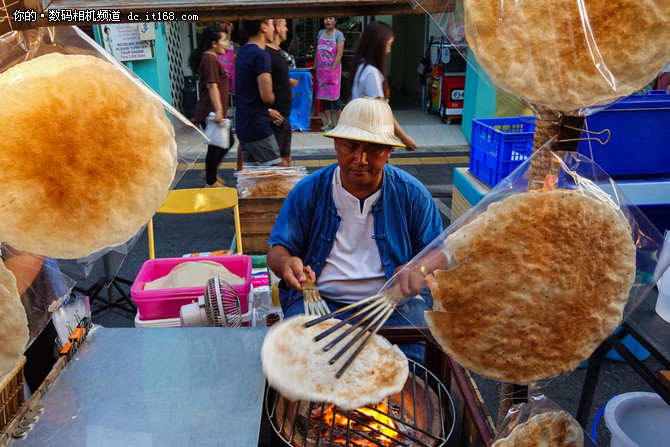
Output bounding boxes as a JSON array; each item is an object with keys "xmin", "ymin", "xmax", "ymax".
[
  {"xmin": 268, "ymin": 246, "xmax": 318, "ymax": 293},
  {"xmin": 280, "ymin": 256, "xmax": 306, "ymax": 291}
]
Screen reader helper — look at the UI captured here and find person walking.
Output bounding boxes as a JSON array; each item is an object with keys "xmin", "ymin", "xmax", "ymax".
[
  {"xmin": 314, "ymin": 17, "xmax": 345, "ymax": 131},
  {"xmin": 189, "ymin": 25, "xmax": 231, "ymax": 187},
  {"xmin": 235, "ymin": 19, "xmax": 285, "ymax": 168},
  {"xmin": 267, "ymin": 19, "xmax": 299, "ymax": 166},
  {"xmin": 349, "ymin": 21, "xmax": 418, "ymax": 151},
  {"xmin": 217, "ymin": 20, "xmax": 236, "ymax": 95}
]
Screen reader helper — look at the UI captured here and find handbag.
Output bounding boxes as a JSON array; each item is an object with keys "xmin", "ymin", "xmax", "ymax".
[
  {"xmin": 417, "ymin": 37, "xmax": 433, "ymax": 86},
  {"xmin": 204, "ymin": 113, "xmax": 231, "ymax": 149}
]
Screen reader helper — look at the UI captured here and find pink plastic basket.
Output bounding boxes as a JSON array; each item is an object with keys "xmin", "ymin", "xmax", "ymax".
[{"xmin": 131, "ymin": 255, "xmax": 252, "ymax": 320}]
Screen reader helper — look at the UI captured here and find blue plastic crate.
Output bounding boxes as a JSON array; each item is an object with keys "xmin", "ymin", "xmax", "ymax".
[
  {"xmin": 578, "ymin": 91, "xmax": 670, "ymax": 179},
  {"xmin": 469, "ymin": 116, "xmax": 535, "ymax": 187}
]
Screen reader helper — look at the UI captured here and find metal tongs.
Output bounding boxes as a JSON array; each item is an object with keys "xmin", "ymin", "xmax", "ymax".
[
  {"xmin": 304, "ymin": 245, "xmax": 455, "ymax": 378},
  {"xmin": 305, "ymin": 246, "xmax": 455, "ymax": 378}
]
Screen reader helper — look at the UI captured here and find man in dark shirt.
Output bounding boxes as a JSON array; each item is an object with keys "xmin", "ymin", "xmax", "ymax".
[
  {"xmin": 235, "ymin": 19, "xmax": 286, "ymax": 167},
  {"xmin": 266, "ymin": 18, "xmax": 299, "ymax": 166}
]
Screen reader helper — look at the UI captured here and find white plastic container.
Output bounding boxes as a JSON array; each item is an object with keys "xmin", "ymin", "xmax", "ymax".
[
  {"xmin": 604, "ymin": 392, "xmax": 670, "ymax": 447},
  {"xmin": 656, "ymin": 272, "xmax": 670, "ymax": 323},
  {"xmin": 655, "ymin": 232, "xmax": 670, "ymax": 323},
  {"xmin": 136, "ymin": 306, "xmax": 253, "ymax": 328}
]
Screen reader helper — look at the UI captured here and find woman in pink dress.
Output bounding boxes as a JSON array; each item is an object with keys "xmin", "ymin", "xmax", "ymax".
[
  {"xmin": 314, "ymin": 17, "xmax": 345, "ymax": 131},
  {"xmin": 217, "ymin": 21, "xmax": 236, "ymax": 94}
]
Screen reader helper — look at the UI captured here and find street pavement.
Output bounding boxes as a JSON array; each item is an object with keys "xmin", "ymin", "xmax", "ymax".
[{"xmin": 85, "ymin": 115, "xmax": 661, "ymax": 446}]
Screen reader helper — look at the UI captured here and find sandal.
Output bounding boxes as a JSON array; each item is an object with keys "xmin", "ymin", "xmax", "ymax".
[
  {"xmin": 320, "ymin": 123, "xmax": 334, "ymax": 131},
  {"xmin": 203, "ymin": 174, "xmax": 226, "ymax": 186},
  {"xmin": 206, "ymin": 180, "xmax": 226, "ymax": 188}
]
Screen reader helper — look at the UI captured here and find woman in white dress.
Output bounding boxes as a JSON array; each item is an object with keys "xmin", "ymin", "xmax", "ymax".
[{"xmin": 349, "ymin": 21, "xmax": 417, "ymax": 151}]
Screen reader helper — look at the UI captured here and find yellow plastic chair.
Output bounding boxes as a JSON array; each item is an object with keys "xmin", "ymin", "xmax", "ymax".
[{"xmin": 147, "ymin": 187, "xmax": 243, "ymax": 259}]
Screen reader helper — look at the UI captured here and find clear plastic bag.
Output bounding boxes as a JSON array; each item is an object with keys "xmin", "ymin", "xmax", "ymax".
[
  {"xmin": 0, "ymin": 26, "xmax": 207, "ymax": 345},
  {"xmin": 492, "ymin": 392, "xmax": 595, "ymax": 446},
  {"xmin": 386, "ymin": 144, "xmax": 666, "ymax": 384},
  {"xmin": 234, "ymin": 166, "xmax": 308, "ymax": 198},
  {"xmin": 409, "ymin": 0, "xmax": 670, "ymax": 114},
  {"xmin": 0, "ymin": 26, "xmax": 207, "ymax": 281},
  {"xmin": 1, "ymin": 244, "xmax": 75, "ymax": 347}
]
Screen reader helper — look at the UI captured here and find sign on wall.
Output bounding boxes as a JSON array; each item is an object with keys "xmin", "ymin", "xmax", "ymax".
[{"xmin": 98, "ymin": 24, "xmax": 155, "ymax": 61}]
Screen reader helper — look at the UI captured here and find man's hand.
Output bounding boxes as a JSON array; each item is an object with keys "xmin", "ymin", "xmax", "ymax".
[
  {"xmin": 290, "ymin": 78, "xmax": 299, "ymax": 88},
  {"xmin": 392, "ymin": 263, "xmax": 426, "ymax": 297},
  {"xmin": 269, "ymin": 108, "xmax": 284, "ymax": 125},
  {"xmin": 268, "ymin": 245, "xmax": 316, "ymax": 293},
  {"xmin": 279, "ymin": 257, "xmax": 314, "ymax": 292}
]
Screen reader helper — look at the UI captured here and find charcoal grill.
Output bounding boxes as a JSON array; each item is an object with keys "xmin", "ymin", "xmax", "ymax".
[{"xmin": 265, "ymin": 360, "xmax": 455, "ymax": 447}]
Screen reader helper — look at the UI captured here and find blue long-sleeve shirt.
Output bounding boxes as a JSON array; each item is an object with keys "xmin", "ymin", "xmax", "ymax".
[{"xmin": 268, "ymin": 163, "xmax": 442, "ymax": 314}]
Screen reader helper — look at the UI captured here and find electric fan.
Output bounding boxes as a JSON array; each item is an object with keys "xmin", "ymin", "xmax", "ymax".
[{"xmin": 180, "ymin": 276, "xmax": 242, "ymax": 327}]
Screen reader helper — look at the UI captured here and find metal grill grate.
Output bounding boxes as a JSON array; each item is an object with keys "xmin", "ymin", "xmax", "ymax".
[{"xmin": 266, "ymin": 360, "xmax": 455, "ymax": 447}]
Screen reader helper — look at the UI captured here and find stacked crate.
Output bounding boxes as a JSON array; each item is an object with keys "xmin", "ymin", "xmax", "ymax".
[{"xmin": 239, "ymin": 198, "xmax": 285, "ymax": 254}]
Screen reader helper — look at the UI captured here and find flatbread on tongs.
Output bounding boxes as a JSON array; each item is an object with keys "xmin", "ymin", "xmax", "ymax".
[
  {"xmin": 261, "ymin": 315, "xmax": 409, "ymax": 410},
  {"xmin": 426, "ymin": 190, "xmax": 636, "ymax": 384}
]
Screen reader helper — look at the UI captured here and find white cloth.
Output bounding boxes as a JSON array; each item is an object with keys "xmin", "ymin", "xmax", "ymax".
[
  {"xmin": 317, "ymin": 167, "xmax": 386, "ymax": 304},
  {"xmin": 351, "ymin": 64, "xmax": 385, "ymax": 100}
]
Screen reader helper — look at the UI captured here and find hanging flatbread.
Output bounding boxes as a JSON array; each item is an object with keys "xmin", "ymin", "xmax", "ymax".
[
  {"xmin": 492, "ymin": 410, "xmax": 584, "ymax": 447},
  {"xmin": 464, "ymin": 0, "xmax": 670, "ymax": 111},
  {"xmin": 426, "ymin": 190, "xmax": 636, "ymax": 383},
  {"xmin": 144, "ymin": 261, "xmax": 244, "ymax": 290},
  {"xmin": 0, "ymin": 53, "xmax": 177, "ymax": 259},
  {"xmin": 0, "ymin": 260, "xmax": 29, "ymax": 378},
  {"xmin": 261, "ymin": 315, "xmax": 408, "ymax": 410}
]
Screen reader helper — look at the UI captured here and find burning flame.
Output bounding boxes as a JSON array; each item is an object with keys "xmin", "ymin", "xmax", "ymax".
[{"xmin": 321, "ymin": 402, "xmax": 400, "ymax": 446}]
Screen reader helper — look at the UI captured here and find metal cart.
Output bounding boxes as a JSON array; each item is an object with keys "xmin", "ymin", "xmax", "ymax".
[{"xmin": 425, "ymin": 36, "xmax": 467, "ymax": 124}]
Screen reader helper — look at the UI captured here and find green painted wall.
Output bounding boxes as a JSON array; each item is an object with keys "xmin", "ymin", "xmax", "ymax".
[
  {"xmin": 93, "ymin": 23, "xmax": 173, "ymax": 105},
  {"xmin": 461, "ymin": 57, "xmax": 496, "ymax": 143}
]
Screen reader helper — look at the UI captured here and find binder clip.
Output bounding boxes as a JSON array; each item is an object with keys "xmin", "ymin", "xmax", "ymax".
[{"xmin": 556, "ymin": 115, "xmax": 610, "ymax": 151}]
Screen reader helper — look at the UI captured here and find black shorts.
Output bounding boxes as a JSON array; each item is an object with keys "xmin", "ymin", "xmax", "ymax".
[
  {"xmin": 271, "ymin": 116, "xmax": 292, "ymax": 158},
  {"xmin": 321, "ymin": 99, "xmax": 343, "ymax": 110},
  {"xmin": 240, "ymin": 134, "xmax": 282, "ymax": 166}
]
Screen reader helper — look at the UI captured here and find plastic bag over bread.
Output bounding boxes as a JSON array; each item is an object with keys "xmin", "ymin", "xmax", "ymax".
[
  {"xmin": 410, "ymin": 0, "xmax": 670, "ymax": 113},
  {"xmin": 381, "ymin": 146, "xmax": 666, "ymax": 384}
]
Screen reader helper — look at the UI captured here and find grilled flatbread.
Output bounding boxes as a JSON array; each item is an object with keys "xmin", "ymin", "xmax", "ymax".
[
  {"xmin": 427, "ymin": 190, "xmax": 636, "ymax": 383},
  {"xmin": 0, "ymin": 54, "xmax": 177, "ymax": 259},
  {"xmin": 0, "ymin": 260, "xmax": 29, "ymax": 378},
  {"xmin": 262, "ymin": 315, "xmax": 409, "ymax": 410},
  {"xmin": 464, "ymin": 0, "xmax": 670, "ymax": 111},
  {"xmin": 492, "ymin": 410, "xmax": 584, "ymax": 447}
]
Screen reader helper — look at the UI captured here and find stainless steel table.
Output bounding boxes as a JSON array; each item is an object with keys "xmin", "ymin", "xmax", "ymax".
[{"xmin": 11, "ymin": 327, "xmax": 268, "ymax": 446}]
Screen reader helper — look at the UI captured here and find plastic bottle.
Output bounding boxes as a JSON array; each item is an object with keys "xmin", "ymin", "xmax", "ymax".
[{"xmin": 269, "ymin": 271, "xmax": 281, "ymax": 307}]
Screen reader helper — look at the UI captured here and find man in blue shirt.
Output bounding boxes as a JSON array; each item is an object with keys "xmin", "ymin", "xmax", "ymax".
[
  {"xmin": 235, "ymin": 20, "xmax": 285, "ymax": 167},
  {"xmin": 268, "ymin": 98, "xmax": 442, "ymax": 334}
]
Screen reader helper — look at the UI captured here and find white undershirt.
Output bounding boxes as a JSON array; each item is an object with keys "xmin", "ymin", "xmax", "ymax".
[{"xmin": 317, "ymin": 167, "xmax": 386, "ymax": 304}]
